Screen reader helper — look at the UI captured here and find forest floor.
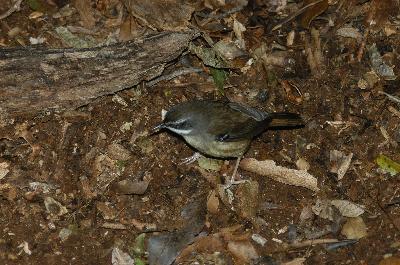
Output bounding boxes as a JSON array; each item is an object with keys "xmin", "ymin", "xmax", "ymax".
[{"xmin": 0, "ymin": 0, "xmax": 400, "ymax": 264}]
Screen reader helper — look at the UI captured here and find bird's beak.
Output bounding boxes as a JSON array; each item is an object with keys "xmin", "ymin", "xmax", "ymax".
[{"xmin": 150, "ymin": 123, "xmax": 165, "ymax": 135}]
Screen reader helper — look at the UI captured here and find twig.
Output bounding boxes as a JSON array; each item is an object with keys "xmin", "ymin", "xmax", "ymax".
[
  {"xmin": 0, "ymin": 0, "xmax": 23, "ymax": 20},
  {"xmin": 288, "ymin": 238, "xmax": 339, "ymax": 248},
  {"xmin": 380, "ymin": 91, "xmax": 400, "ymax": 104}
]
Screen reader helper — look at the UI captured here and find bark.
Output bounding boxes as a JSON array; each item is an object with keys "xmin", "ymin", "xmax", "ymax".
[{"xmin": 0, "ymin": 31, "xmax": 198, "ymax": 117}]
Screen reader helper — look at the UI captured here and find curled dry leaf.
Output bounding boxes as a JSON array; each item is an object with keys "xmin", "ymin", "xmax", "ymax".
[
  {"xmin": 281, "ymin": 80, "xmax": 303, "ymax": 105},
  {"xmin": 240, "ymin": 158, "xmax": 319, "ymax": 192},
  {"xmin": 233, "ymin": 19, "xmax": 246, "ymax": 49},
  {"xmin": 112, "ymin": 247, "xmax": 134, "ymax": 265},
  {"xmin": 329, "ymin": 150, "xmax": 353, "ymax": 181}
]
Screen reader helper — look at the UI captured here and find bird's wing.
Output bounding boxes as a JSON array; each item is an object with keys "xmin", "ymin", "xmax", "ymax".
[{"xmin": 207, "ymin": 102, "xmax": 271, "ymax": 142}]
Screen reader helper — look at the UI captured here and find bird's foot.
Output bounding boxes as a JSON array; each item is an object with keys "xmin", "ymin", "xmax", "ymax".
[
  {"xmin": 223, "ymin": 174, "xmax": 248, "ymax": 190},
  {"xmin": 180, "ymin": 152, "xmax": 202, "ymax": 165}
]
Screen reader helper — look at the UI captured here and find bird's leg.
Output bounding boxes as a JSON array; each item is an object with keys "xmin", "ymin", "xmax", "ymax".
[
  {"xmin": 180, "ymin": 152, "xmax": 202, "ymax": 165},
  {"xmin": 224, "ymin": 156, "xmax": 247, "ymax": 189}
]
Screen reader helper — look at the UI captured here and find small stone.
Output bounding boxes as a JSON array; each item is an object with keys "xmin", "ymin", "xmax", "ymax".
[
  {"xmin": 358, "ymin": 78, "xmax": 368, "ymax": 90},
  {"xmin": 59, "ymin": 228, "xmax": 73, "ymax": 241}
]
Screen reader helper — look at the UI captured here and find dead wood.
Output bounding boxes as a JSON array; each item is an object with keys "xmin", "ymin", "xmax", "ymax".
[{"xmin": 0, "ymin": 31, "xmax": 198, "ymax": 118}]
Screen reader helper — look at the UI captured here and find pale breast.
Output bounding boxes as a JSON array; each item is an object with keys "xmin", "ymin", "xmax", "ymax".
[{"xmin": 183, "ymin": 135, "xmax": 251, "ymax": 158}]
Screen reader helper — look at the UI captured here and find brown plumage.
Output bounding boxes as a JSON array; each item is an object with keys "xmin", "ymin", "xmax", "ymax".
[{"xmin": 153, "ymin": 100, "xmax": 304, "ymax": 158}]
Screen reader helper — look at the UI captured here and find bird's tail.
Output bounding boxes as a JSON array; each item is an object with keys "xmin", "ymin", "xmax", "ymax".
[{"xmin": 268, "ymin": 112, "xmax": 304, "ymax": 129}]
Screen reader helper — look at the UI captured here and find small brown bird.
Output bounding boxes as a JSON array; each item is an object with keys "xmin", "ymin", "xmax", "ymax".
[{"xmin": 153, "ymin": 99, "xmax": 303, "ymax": 185}]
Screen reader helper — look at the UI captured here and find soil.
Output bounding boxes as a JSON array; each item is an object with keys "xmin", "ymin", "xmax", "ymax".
[{"xmin": 0, "ymin": 1, "xmax": 400, "ymax": 265}]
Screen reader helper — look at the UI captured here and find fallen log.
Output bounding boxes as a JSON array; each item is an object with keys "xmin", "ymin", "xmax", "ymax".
[{"xmin": 0, "ymin": 31, "xmax": 198, "ymax": 119}]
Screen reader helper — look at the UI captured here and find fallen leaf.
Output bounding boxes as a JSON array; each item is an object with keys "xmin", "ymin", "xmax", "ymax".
[
  {"xmin": 96, "ymin": 202, "xmax": 117, "ymax": 220},
  {"xmin": 123, "ymin": 0, "xmax": 196, "ymax": 31},
  {"xmin": 376, "ymin": 154, "xmax": 400, "ymax": 176},
  {"xmin": 233, "ymin": 19, "xmax": 246, "ymax": 49},
  {"xmin": 312, "ymin": 199, "xmax": 335, "ymax": 220},
  {"xmin": 341, "ymin": 217, "xmax": 367, "ymax": 239},
  {"xmin": 330, "ymin": 150, "xmax": 353, "ymax": 181},
  {"xmin": 44, "ymin": 197, "xmax": 68, "ymax": 216},
  {"xmin": 112, "ymin": 247, "xmax": 134, "ymax": 265},
  {"xmin": 74, "ymin": 0, "xmax": 96, "ymax": 29},
  {"xmin": 113, "ymin": 179, "xmax": 149, "ymax": 195},
  {"xmin": 0, "ymin": 161, "xmax": 10, "ymax": 179},
  {"xmin": 227, "ymin": 241, "xmax": 258, "ymax": 263},
  {"xmin": 207, "ymin": 190, "xmax": 220, "ymax": 214},
  {"xmin": 331, "ymin": 200, "xmax": 365, "ymax": 217},
  {"xmin": 368, "ymin": 44, "xmax": 396, "ymax": 80},
  {"xmin": 379, "ymin": 257, "xmax": 400, "ymax": 265},
  {"xmin": 235, "ymin": 181, "xmax": 259, "ymax": 219}
]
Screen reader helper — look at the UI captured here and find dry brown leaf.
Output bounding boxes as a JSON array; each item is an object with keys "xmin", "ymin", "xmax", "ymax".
[
  {"xmin": 235, "ymin": 181, "xmax": 259, "ymax": 218},
  {"xmin": 123, "ymin": 0, "xmax": 196, "ymax": 31},
  {"xmin": 366, "ymin": 0, "xmax": 399, "ymax": 31},
  {"xmin": 74, "ymin": 0, "xmax": 96, "ymax": 29},
  {"xmin": 119, "ymin": 16, "xmax": 144, "ymax": 41},
  {"xmin": 240, "ymin": 158, "xmax": 319, "ymax": 192},
  {"xmin": 300, "ymin": 0, "xmax": 328, "ymax": 29},
  {"xmin": 176, "ymin": 235, "xmax": 225, "ymax": 263},
  {"xmin": 207, "ymin": 189, "xmax": 220, "ymax": 214},
  {"xmin": 341, "ymin": 217, "xmax": 367, "ymax": 239},
  {"xmin": 329, "ymin": 150, "xmax": 353, "ymax": 181},
  {"xmin": 379, "ymin": 257, "xmax": 400, "ymax": 265},
  {"xmin": 331, "ymin": 199, "xmax": 365, "ymax": 217},
  {"xmin": 227, "ymin": 241, "xmax": 258, "ymax": 263}
]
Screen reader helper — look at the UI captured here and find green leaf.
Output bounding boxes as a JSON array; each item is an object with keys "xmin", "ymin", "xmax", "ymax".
[
  {"xmin": 135, "ymin": 257, "xmax": 146, "ymax": 265},
  {"xmin": 210, "ymin": 67, "xmax": 228, "ymax": 95},
  {"xmin": 133, "ymin": 233, "xmax": 146, "ymax": 255},
  {"xmin": 26, "ymin": 0, "xmax": 42, "ymax": 11},
  {"xmin": 376, "ymin": 154, "xmax": 400, "ymax": 176}
]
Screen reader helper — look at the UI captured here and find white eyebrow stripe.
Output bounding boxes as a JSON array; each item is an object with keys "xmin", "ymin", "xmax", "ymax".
[
  {"xmin": 168, "ymin": 118, "xmax": 187, "ymax": 125},
  {"xmin": 167, "ymin": 127, "xmax": 192, "ymax": 135}
]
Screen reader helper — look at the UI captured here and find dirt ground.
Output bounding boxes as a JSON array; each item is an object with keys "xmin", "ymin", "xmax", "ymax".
[{"xmin": 1, "ymin": 0, "xmax": 400, "ymax": 264}]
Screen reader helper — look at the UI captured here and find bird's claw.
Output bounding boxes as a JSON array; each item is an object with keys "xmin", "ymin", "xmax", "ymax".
[{"xmin": 180, "ymin": 152, "xmax": 202, "ymax": 165}]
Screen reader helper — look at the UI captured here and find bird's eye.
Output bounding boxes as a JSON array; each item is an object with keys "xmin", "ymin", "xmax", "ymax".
[{"xmin": 176, "ymin": 120, "xmax": 188, "ymax": 129}]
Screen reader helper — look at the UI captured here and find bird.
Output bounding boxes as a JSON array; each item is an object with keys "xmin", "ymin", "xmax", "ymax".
[{"xmin": 152, "ymin": 99, "xmax": 304, "ymax": 186}]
